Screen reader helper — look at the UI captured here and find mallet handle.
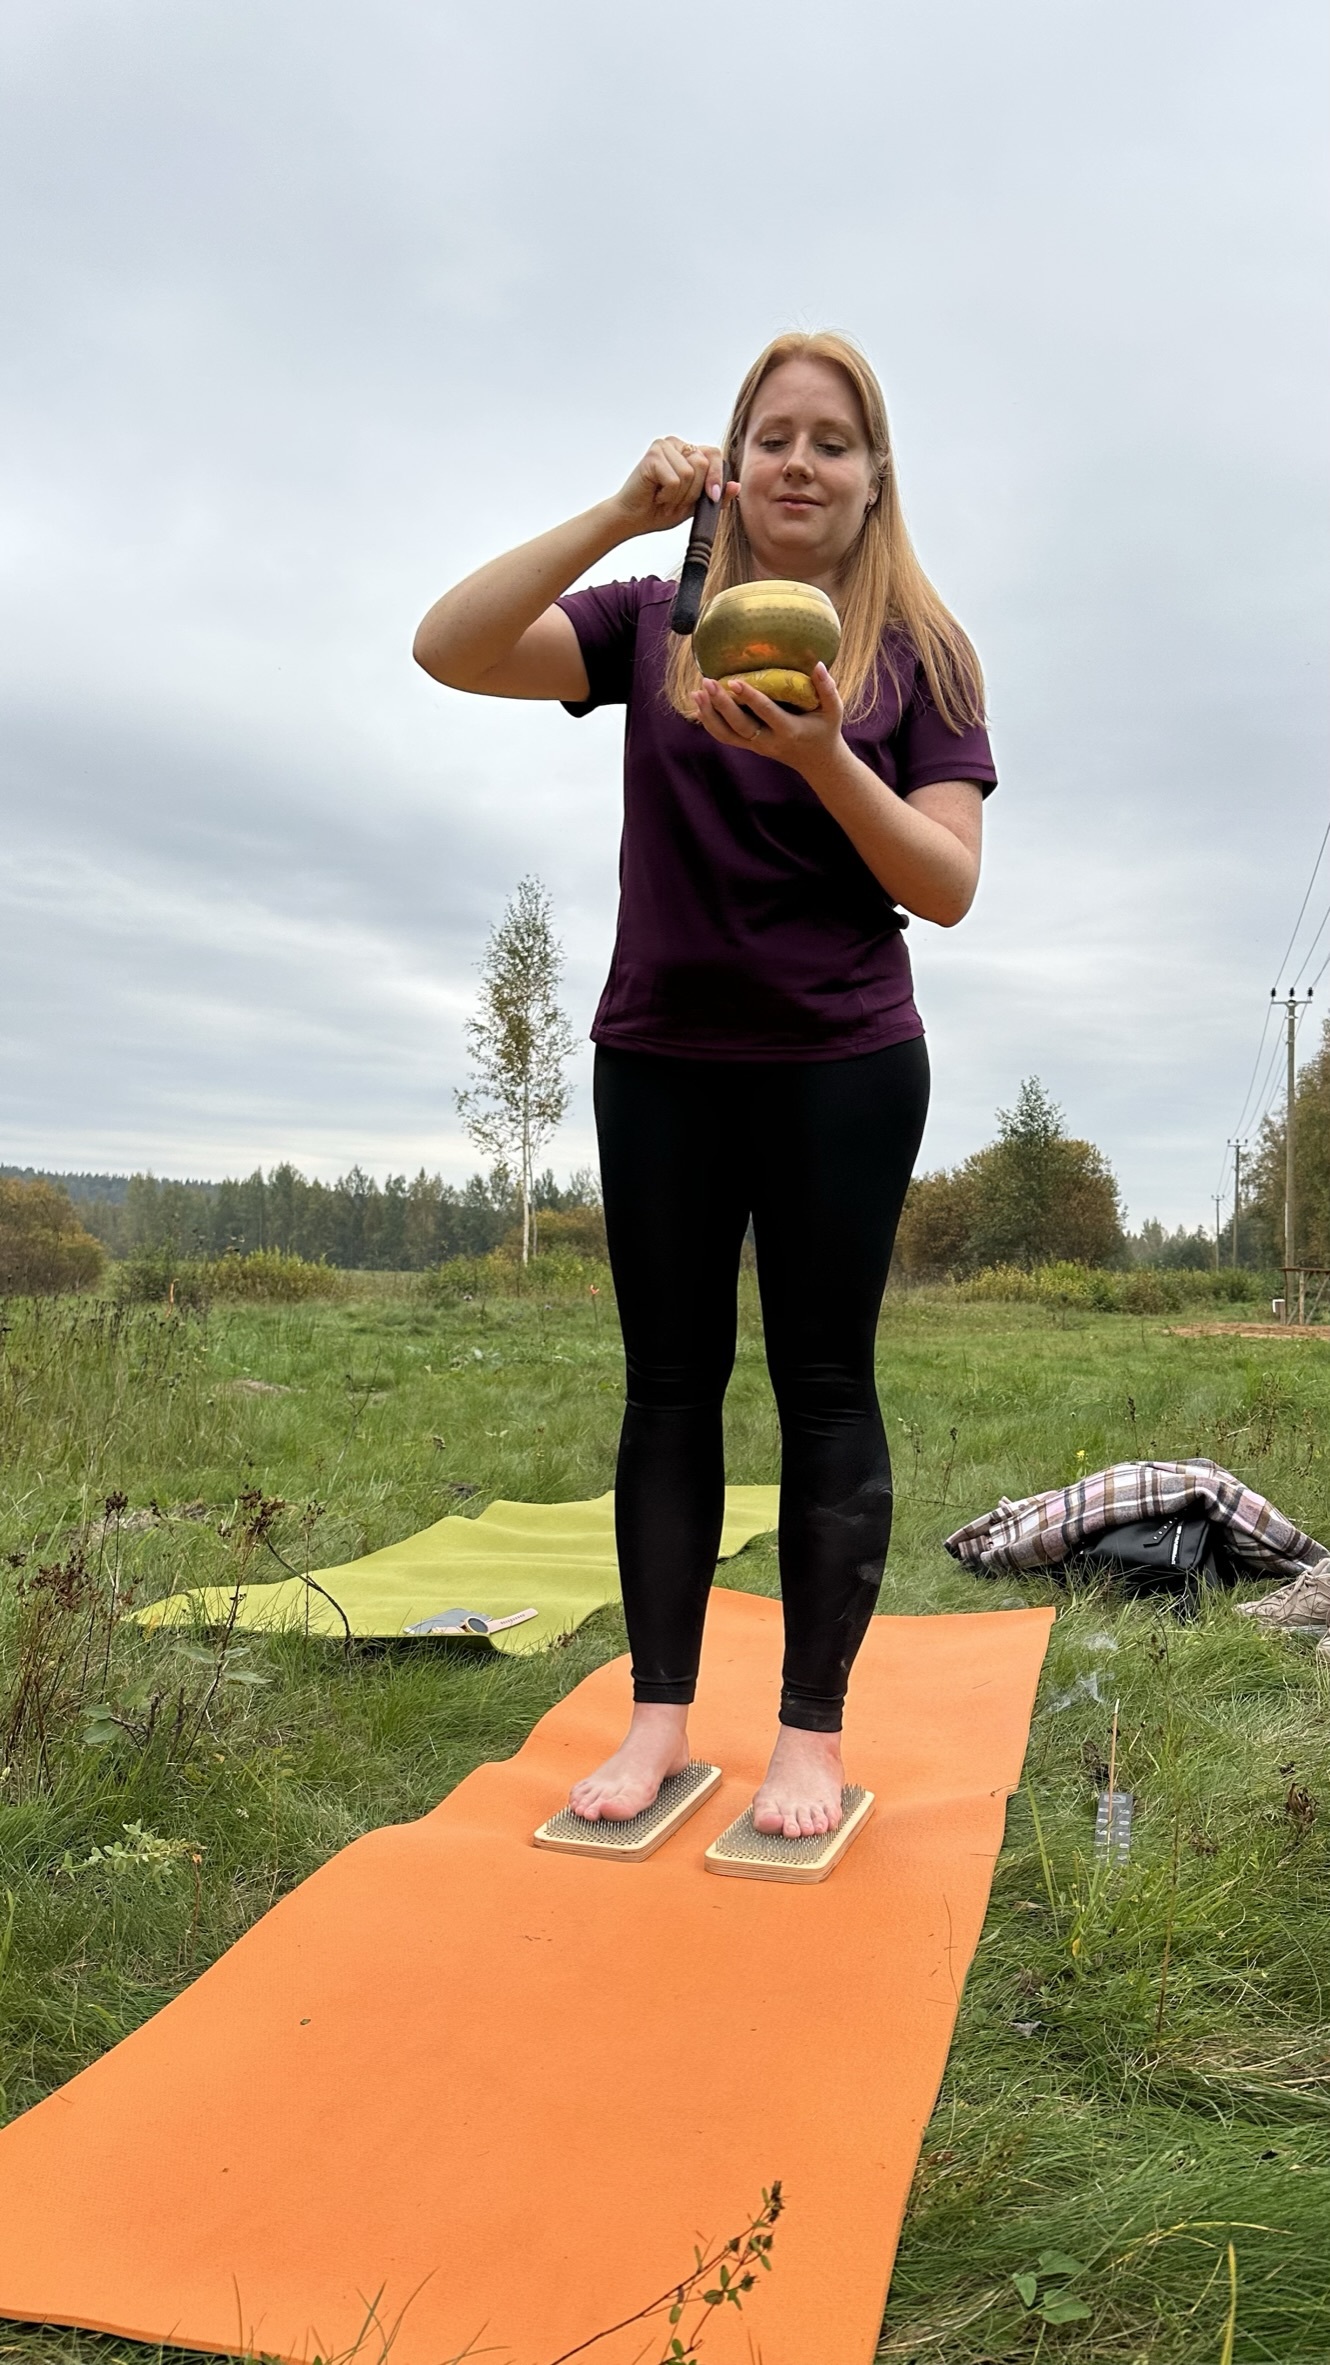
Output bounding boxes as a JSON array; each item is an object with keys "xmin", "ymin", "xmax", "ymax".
[{"xmin": 668, "ymin": 488, "xmax": 722, "ymax": 636}]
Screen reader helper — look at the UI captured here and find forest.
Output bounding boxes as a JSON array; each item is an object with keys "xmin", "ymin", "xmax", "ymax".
[
  {"xmin": 0, "ymin": 1159, "xmax": 601, "ymax": 1270},
  {"xmin": 9, "ymin": 1024, "xmax": 1330, "ymax": 1285}
]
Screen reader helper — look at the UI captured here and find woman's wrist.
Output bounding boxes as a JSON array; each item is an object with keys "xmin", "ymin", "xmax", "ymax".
[
  {"xmin": 796, "ymin": 734, "xmax": 859, "ymax": 803},
  {"xmin": 582, "ymin": 494, "xmax": 638, "ymax": 560}
]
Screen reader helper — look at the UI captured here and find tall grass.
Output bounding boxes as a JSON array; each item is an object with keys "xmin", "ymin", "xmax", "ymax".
[
  {"xmin": 1, "ymin": 1280, "xmax": 1328, "ymax": 2361},
  {"xmin": 111, "ymin": 1248, "xmax": 350, "ymax": 1306},
  {"xmin": 422, "ymin": 1247, "xmax": 613, "ymax": 1303},
  {"xmin": 950, "ymin": 1261, "xmax": 1268, "ymax": 1314}
]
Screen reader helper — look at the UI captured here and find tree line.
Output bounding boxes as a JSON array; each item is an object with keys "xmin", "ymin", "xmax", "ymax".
[
  {"xmin": 0, "ymin": 1162, "xmax": 601, "ymax": 1270},
  {"xmin": 15, "ymin": 1033, "xmax": 1323, "ymax": 1289},
  {"xmin": 0, "ymin": 1077, "xmax": 1211, "ymax": 1284}
]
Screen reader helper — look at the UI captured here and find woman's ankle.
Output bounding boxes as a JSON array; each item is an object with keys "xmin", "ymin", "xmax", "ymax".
[{"xmin": 628, "ymin": 1700, "xmax": 692, "ymax": 1738}]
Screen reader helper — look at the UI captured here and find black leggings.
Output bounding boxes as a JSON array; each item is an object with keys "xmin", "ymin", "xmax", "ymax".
[{"xmin": 594, "ymin": 1037, "xmax": 930, "ymax": 1732}]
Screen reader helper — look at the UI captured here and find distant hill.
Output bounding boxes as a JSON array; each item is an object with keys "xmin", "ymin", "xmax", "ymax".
[{"xmin": 1, "ymin": 1167, "xmax": 217, "ymax": 1206}]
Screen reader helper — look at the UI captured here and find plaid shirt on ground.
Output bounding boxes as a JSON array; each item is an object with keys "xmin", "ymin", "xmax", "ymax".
[{"xmin": 944, "ymin": 1459, "xmax": 1325, "ymax": 1580}]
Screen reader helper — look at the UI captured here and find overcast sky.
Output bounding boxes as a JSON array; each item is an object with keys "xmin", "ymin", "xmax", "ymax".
[{"xmin": 2, "ymin": 0, "xmax": 1327, "ymax": 1227}]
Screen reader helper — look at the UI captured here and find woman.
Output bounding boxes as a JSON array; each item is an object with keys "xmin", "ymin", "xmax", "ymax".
[{"xmin": 414, "ymin": 331, "xmax": 995, "ymax": 1841}]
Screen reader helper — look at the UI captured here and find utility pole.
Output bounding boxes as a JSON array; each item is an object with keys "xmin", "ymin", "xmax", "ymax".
[
  {"xmin": 1212, "ymin": 1196, "xmax": 1221, "ymax": 1270},
  {"xmin": 1228, "ymin": 1139, "xmax": 1245, "ymax": 1268},
  {"xmin": 1273, "ymin": 988, "xmax": 1314, "ymax": 1320}
]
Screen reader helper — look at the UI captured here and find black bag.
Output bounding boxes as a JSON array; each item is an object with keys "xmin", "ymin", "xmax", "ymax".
[{"xmin": 1072, "ymin": 1515, "xmax": 1232, "ymax": 1600}]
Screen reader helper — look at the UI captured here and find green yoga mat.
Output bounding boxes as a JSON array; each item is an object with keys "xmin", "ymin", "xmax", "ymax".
[{"xmin": 133, "ymin": 1485, "xmax": 781, "ymax": 1653}]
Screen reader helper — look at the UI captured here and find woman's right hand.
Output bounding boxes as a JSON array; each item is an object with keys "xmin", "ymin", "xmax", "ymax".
[
  {"xmin": 414, "ymin": 439, "xmax": 735, "ymax": 697},
  {"xmin": 610, "ymin": 439, "xmax": 735, "ymax": 537}
]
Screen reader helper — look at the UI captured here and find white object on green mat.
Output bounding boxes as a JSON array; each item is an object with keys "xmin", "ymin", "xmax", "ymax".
[
  {"xmin": 405, "ymin": 1606, "xmax": 538, "ymax": 1637},
  {"xmin": 132, "ymin": 1486, "xmax": 780, "ymax": 1653}
]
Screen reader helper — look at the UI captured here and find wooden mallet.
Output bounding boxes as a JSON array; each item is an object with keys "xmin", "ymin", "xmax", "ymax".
[{"xmin": 669, "ymin": 479, "xmax": 724, "ymax": 637}]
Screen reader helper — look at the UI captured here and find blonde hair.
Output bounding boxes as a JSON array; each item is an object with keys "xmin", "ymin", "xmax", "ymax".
[{"xmin": 663, "ymin": 330, "xmax": 984, "ymax": 730}]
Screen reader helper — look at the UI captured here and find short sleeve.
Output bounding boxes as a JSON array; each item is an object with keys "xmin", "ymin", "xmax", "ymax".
[
  {"xmin": 556, "ymin": 578, "xmax": 650, "ymax": 717},
  {"xmin": 893, "ymin": 660, "xmax": 998, "ymax": 797}
]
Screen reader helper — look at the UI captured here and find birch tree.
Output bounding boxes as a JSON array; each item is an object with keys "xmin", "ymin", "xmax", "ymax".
[{"xmin": 454, "ymin": 877, "xmax": 577, "ymax": 1263}]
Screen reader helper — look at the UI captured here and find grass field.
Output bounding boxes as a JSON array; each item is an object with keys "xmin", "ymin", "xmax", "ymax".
[{"xmin": 1, "ymin": 1274, "xmax": 1328, "ymax": 2363}]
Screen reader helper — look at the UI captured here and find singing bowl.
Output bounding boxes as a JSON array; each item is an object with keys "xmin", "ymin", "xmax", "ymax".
[
  {"xmin": 723, "ymin": 667, "xmax": 821, "ymax": 712},
  {"xmin": 693, "ymin": 579, "xmax": 841, "ymax": 710}
]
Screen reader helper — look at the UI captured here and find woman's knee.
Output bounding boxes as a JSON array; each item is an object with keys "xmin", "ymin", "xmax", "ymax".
[
  {"xmin": 767, "ymin": 1356, "xmax": 881, "ymax": 1435},
  {"xmin": 623, "ymin": 1349, "xmax": 735, "ymax": 1414}
]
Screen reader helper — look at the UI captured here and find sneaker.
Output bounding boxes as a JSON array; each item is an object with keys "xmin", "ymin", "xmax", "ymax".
[{"xmin": 1236, "ymin": 1557, "xmax": 1330, "ymax": 1637}]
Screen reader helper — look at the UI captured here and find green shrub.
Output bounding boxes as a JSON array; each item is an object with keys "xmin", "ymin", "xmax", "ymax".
[
  {"xmin": 499, "ymin": 1204, "xmax": 609, "ymax": 1261},
  {"xmin": 424, "ymin": 1249, "xmax": 613, "ymax": 1303},
  {"xmin": 956, "ymin": 1261, "xmax": 1271, "ymax": 1313},
  {"xmin": 0, "ymin": 1178, "xmax": 106, "ymax": 1296},
  {"xmin": 111, "ymin": 1249, "xmax": 347, "ymax": 1307},
  {"xmin": 110, "ymin": 1249, "xmax": 208, "ymax": 1308},
  {"xmin": 203, "ymin": 1251, "xmax": 347, "ymax": 1301}
]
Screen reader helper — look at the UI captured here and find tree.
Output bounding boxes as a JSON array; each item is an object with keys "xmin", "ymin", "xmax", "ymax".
[
  {"xmin": 455, "ymin": 877, "xmax": 577, "ymax": 1263},
  {"xmin": 891, "ymin": 1166, "xmax": 980, "ymax": 1281},
  {"xmin": 891, "ymin": 1077, "xmax": 1124, "ymax": 1280},
  {"xmin": 965, "ymin": 1079, "xmax": 1124, "ymax": 1270},
  {"xmin": 0, "ymin": 1179, "xmax": 105, "ymax": 1295}
]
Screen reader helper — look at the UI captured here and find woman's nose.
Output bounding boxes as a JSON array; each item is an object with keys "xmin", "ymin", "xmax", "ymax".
[{"xmin": 783, "ymin": 447, "xmax": 814, "ymax": 480}]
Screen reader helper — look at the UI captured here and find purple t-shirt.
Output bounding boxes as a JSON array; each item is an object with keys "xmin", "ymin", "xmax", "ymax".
[{"xmin": 558, "ymin": 575, "xmax": 996, "ymax": 1062}]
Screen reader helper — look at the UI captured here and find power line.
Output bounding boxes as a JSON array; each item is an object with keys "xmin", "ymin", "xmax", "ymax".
[
  {"xmin": 1277, "ymin": 991, "xmax": 1317, "ymax": 1278},
  {"xmin": 1292, "ymin": 904, "xmax": 1330, "ymax": 988},
  {"xmin": 1250, "ymin": 1045, "xmax": 1285, "ymax": 1136},
  {"xmin": 1235, "ymin": 1003, "xmax": 1285, "ymax": 1146},
  {"xmin": 1250, "ymin": 994, "xmax": 1316, "ymax": 1141},
  {"xmin": 1306, "ymin": 942, "xmax": 1330, "ymax": 998},
  {"xmin": 1223, "ymin": 821, "xmax": 1328, "ymax": 1174},
  {"xmin": 1227, "ymin": 999, "xmax": 1276, "ymax": 1146},
  {"xmin": 1228, "ymin": 1138, "xmax": 1246, "ymax": 1268},
  {"xmin": 1271, "ymin": 819, "xmax": 1330, "ymax": 989}
]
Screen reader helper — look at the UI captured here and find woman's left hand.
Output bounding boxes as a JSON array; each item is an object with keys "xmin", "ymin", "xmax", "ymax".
[{"xmin": 693, "ymin": 661, "xmax": 845, "ymax": 783}]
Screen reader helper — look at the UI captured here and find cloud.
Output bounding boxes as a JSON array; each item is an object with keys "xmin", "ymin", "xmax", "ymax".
[{"xmin": 2, "ymin": 0, "xmax": 1327, "ymax": 1222}]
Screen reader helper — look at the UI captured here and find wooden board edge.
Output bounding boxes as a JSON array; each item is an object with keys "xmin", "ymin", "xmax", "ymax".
[
  {"xmin": 532, "ymin": 1762, "xmax": 723, "ymax": 1861},
  {"xmin": 703, "ymin": 1789, "xmax": 876, "ymax": 1884}
]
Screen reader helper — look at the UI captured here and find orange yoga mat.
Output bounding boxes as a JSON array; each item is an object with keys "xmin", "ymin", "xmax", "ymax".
[{"xmin": 0, "ymin": 1592, "xmax": 1052, "ymax": 2365}]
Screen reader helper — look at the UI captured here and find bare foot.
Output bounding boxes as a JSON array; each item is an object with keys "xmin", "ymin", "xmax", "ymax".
[
  {"xmin": 752, "ymin": 1726, "xmax": 846, "ymax": 1839},
  {"xmin": 568, "ymin": 1703, "xmax": 691, "ymax": 1822}
]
